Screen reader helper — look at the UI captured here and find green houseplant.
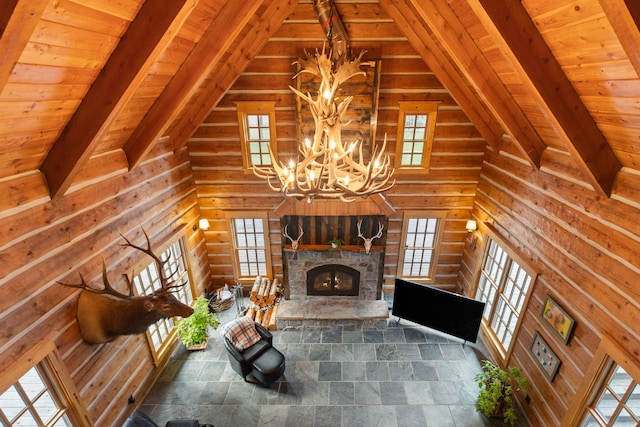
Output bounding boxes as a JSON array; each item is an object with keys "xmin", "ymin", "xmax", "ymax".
[
  {"xmin": 328, "ymin": 236, "xmax": 345, "ymax": 249},
  {"xmin": 474, "ymin": 359, "xmax": 529, "ymax": 425},
  {"xmin": 175, "ymin": 296, "xmax": 220, "ymax": 349}
]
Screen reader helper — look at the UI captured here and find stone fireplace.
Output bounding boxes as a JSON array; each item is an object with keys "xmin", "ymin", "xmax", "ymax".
[
  {"xmin": 272, "ymin": 206, "xmax": 395, "ymax": 330},
  {"xmin": 282, "ymin": 248, "xmax": 383, "ymax": 301},
  {"xmin": 276, "ymin": 247, "xmax": 389, "ymax": 330}
]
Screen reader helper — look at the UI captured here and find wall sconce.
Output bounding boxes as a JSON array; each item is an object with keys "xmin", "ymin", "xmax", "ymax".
[
  {"xmin": 465, "ymin": 220, "xmax": 477, "ymax": 233},
  {"xmin": 194, "ymin": 219, "xmax": 210, "ymax": 231},
  {"xmin": 466, "ymin": 219, "xmax": 478, "ymax": 250}
]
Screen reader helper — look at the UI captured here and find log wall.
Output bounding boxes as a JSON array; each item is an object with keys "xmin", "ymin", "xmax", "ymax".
[
  {"xmin": 0, "ymin": 139, "xmax": 209, "ymax": 426},
  {"xmin": 458, "ymin": 141, "xmax": 640, "ymax": 426}
]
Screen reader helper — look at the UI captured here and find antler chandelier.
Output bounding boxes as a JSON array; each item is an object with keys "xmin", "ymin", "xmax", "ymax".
[{"xmin": 253, "ymin": 45, "xmax": 395, "ymax": 203}]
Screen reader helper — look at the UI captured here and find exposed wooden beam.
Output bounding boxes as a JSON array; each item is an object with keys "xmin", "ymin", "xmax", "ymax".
[
  {"xmin": 469, "ymin": 0, "xmax": 622, "ymax": 197},
  {"xmin": 0, "ymin": 0, "xmax": 48, "ymax": 92},
  {"xmin": 40, "ymin": 0, "xmax": 196, "ymax": 197},
  {"xmin": 169, "ymin": 0, "xmax": 299, "ymax": 149},
  {"xmin": 598, "ymin": 0, "xmax": 640, "ymax": 77},
  {"xmin": 379, "ymin": 0, "xmax": 504, "ymax": 154},
  {"xmin": 409, "ymin": 0, "xmax": 546, "ymax": 168},
  {"xmin": 122, "ymin": 1, "xmax": 288, "ymax": 168}
]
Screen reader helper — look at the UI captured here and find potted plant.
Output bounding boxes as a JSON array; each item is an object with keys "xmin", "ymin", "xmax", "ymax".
[
  {"xmin": 328, "ymin": 236, "xmax": 345, "ymax": 249},
  {"xmin": 474, "ymin": 359, "xmax": 529, "ymax": 425},
  {"xmin": 175, "ymin": 296, "xmax": 220, "ymax": 350}
]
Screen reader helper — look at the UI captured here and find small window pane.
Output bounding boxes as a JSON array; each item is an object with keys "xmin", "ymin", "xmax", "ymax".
[{"xmin": 405, "ymin": 115, "xmax": 415, "ymax": 127}]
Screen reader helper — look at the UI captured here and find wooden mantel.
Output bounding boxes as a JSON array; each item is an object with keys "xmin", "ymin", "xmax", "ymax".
[
  {"xmin": 283, "ymin": 245, "xmax": 383, "ymax": 253},
  {"xmin": 273, "ymin": 193, "xmax": 396, "ymax": 217}
]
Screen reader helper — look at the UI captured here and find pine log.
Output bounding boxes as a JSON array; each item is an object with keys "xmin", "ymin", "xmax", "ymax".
[
  {"xmin": 255, "ymin": 308, "xmax": 264, "ymax": 324},
  {"xmin": 262, "ymin": 306, "xmax": 273, "ymax": 329},
  {"xmin": 246, "ymin": 306, "xmax": 256, "ymax": 321},
  {"xmin": 267, "ymin": 303, "xmax": 278, "ymax": 331}
]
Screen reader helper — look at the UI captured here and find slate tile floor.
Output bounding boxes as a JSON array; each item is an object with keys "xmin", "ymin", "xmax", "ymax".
[{"xmin": 139, "ymin": 299, "xmax": 529, "ymax": 427}]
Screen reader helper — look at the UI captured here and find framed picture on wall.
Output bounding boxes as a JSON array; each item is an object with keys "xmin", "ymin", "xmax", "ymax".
[
  {"xmin": 530, "ymin": 331, "xmax": 561, "ymax": 381},
  {"xmin": 541, "ymin": 294, "xmax": 575, "ymax": 344}
]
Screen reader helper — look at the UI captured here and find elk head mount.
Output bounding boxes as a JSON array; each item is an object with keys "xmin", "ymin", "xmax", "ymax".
[{"xmin": 58, "ymin": 231, "xmax": 194, "ymax": 345}]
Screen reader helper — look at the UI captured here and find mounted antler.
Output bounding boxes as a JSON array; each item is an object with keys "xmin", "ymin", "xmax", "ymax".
[
  {"xmin": 58, "ymin": 230, "xmax": 194, "ymax": 345},
  {"xmin": 283, "ymin": 224, "xmax": 304, "ymax": 251},
  {"xmin": 357, "ymin": 220, "xmax": 384, "ymax": 254}
]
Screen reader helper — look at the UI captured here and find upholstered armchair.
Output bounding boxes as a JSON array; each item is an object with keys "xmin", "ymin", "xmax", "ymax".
[
  {"xmin": 122, "ymin": 410, "xmax": 213, "ymax": 427},
  {"xmin": 220, "ymin": 317, "xmax": 285, "ymax": 386}
]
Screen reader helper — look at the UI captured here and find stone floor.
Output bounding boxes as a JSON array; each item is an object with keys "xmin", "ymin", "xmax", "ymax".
[{"xmin": 138, "ymin": 297, "xmax": 530, "ymax": 427}]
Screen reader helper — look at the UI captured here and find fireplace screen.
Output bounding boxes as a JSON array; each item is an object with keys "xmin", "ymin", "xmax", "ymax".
[{"xmin": 307, "ymin": 264, "xmax": 360, "ymax": 296}]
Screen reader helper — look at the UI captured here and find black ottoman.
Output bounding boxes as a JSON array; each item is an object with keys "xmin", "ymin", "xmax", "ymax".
[{"xmin": 249, "ymin": 346, "xmax": 285, "ymax": 386}]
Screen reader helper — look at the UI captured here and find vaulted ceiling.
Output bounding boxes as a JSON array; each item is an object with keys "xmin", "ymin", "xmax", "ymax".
[{"xmin": 2, "ymin": 0, "xmax": 639, "ymax": 200}]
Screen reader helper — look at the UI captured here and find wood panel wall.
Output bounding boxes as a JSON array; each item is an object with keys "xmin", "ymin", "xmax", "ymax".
[
  {"xmin": 0, "ymin": 139, "xmax": 209, "ymax": 426},
  {"xmin": 458, "ymin": 140, "xmax": 640, "ymax": 426},
  {"xmin": 190, "ymin": 1, "xmax": 485, "ymax": 293}
]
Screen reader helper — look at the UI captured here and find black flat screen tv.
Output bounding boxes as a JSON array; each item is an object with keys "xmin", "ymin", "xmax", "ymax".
[{"xmin": 392, "ymin": 278, "xmax": 485, "ymax": 343}]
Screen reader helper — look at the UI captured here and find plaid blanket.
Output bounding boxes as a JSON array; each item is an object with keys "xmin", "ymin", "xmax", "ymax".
[{"xmin": 220, "ymin": 316, "xmax": 261, "ymax": 351}]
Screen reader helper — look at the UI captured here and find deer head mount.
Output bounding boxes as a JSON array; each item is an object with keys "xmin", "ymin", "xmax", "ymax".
[
  {"xmin": 283, "ymin": 224, "xmax": 304, "ymax": 250},
  {"xmin": 58, "ymin": 230, "xmax": 194, "ymax": 345},
  {"xmin": 357, "ymin": 220, "xmax": 384, "ymax": 254}
]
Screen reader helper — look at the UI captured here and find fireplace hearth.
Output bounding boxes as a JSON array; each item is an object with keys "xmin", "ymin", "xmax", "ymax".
[{"xmin": 307, "ymin": 264, "xmax": 360, "ymax": 296}]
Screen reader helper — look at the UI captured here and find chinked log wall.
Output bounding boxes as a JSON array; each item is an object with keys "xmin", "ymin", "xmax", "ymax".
[
  {"xmin": 457, "ymin": 141, "xmax": 640, "ymax": 426},
  {"xmin": 0, "ymin": 140, "xmax": 209, "ymax": 426},
  {"xmin": 189, "ymin": 2, "xmax": 485, "ymax": 292}
]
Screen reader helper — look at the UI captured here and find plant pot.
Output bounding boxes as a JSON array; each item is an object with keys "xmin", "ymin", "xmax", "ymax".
[{"xmin": 186, "ymin": 336, "xmax": 209, "ymax": 351}]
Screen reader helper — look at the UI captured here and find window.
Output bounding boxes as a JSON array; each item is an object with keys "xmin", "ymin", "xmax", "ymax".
[
  {"xmin": 131, "ymin": 237, "xmax": 194, "ymax": 364},
  {"xmin": 475, "ymin": 236, "xmax": 535, "ymax": 359},
  {"xmin": 227, "ymin": 212, "xmax": 272, "ymax": 282},
  {"xmin": 397, "ymin": 211, "xmax": 446, "ymax": 282},
  {"xmin": 236, "ymin": 101, "xmax": 277, "ymax": 172},
  {"xmin": 394, "ymin": 102, "xmax": 438, "ymax": 172},
  {"xmin": 582, "ymin": 364, "xmax": 640, "ymax": 426},
  {"xmin": 564, "ymin": 336, "xmax": 640, "ymax": 426},
  {"xmin": 0, "ymin": 339, "xmax": 90, "ymax": 426}
]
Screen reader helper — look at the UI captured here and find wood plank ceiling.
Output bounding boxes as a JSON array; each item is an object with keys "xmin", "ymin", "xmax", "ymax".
[{"xmin": 1, "ymin": 0, "xmax": 639, "ymax": 201}]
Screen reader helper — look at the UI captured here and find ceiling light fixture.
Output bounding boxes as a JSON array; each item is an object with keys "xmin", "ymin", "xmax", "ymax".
[{"xmin": 252, "ymin": 1, "xmax": 394, "ymax": 203}]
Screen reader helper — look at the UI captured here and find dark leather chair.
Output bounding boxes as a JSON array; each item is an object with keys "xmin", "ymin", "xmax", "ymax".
[
  {"xmin": 221, "ymin": 318, "xmax": 285, "ymax": 386},
  {"xmin": 122, "ymin": 410, "xmax": 213, "ymax": 427}
]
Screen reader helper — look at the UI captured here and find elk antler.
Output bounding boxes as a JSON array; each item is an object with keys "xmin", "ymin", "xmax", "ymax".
[
  {"xmin": 119, "ymin": 230, "xmax": 184, "ymax": 295},
  {"xmin": 283, "ymin": 225, "xmax": 304, "ymax": 251},
  {"xmin": 58, "ymin": 259, "xmax": 132, "ymax": 299},
  {"xmin": 357, "ymin": 220, "xmax": 384, "ymax": 254}
]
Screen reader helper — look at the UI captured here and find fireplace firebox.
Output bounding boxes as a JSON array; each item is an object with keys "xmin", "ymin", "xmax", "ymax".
[{"xmin": 307, "ymin": 264, "xmax": 360, "ymax": 296}]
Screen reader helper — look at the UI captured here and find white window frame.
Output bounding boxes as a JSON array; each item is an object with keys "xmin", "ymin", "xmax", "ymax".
[
  {"xmin": 0, "ymin": 336, "xmax": 91, "ymax": 426},
  {"xmin": 396, "ymin": 211, "xmax": 446, "ymax": 283},
  {"xmin": 474, "ymin": 231, "xmax": 536, "ymax": 361},
  {"xmin": 394, "ymin": 102, "xmax": 438, "ymax": 173},
  {"xmin": 131, "ymin": 235, "xmax": 195, "ymax": 365},
  {"xmin": 226, "ymin": 212, "xmax": 272, "ymax": 284},
  {"xmin": 236, "ymin": 101, "xmax": 278, "ymax": 172}
]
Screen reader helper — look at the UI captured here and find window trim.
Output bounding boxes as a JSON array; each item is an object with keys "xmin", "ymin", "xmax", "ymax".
[
  {"xmin": 394, "ymin": 101, "xmax": 439, "ymax": 173},
  {"xmin": 236, "ymin": 101, "xmax": 278, "ymax": 173},
  {"xmin": 562, "ymin": 335, "xmax": 640, "ymax": 427},
  {"xmin": 226, "ymin": 211, "xmax": 273, "ymax": 284},
  {"xmin": 396, "ymin": 210, "xmax": 447, "ymax": 283},
  {"xmin": 0, "ymin": 334, "xmax": 92, "ymax": 426},
  {"xmin": 474, "ymin": 225, "xmax": 537, "ymax": 362},
  {"xmin": 129, "ymin": 233, "xmax": 196, "ymax": 366}
]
